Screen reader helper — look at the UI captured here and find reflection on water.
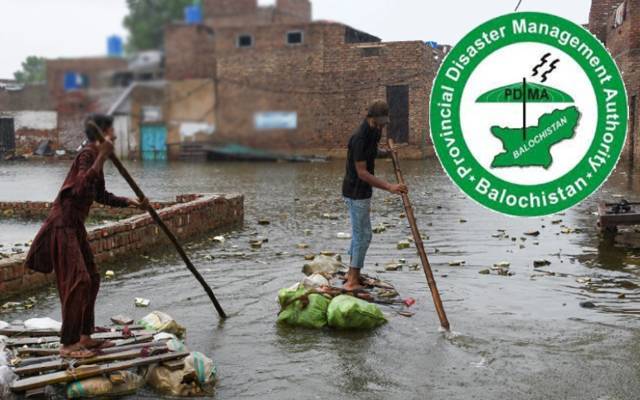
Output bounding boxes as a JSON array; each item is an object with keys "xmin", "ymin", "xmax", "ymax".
[{"xmin": 0, "ymin": 158, "xmax": 639, "ymax": 399}]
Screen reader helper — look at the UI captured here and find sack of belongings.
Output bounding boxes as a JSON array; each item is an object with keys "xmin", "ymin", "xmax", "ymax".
[
  {"xmin": 66, "ymin": 371, "xmax": 144, "ymax": 398},
  {"xmin": 302, "ymin": 255, "xmax": 344, "ymax": 276},
  {"xmin": 327, "ymin": 295, "xmax": 387, "ymax": 330},
  {"xmin": 139, "ymin": 311, "xmax": 186, "ymax": 338},
  {"xmin": 146, "ymin": 351, "xmax": 217, "ymax": 397},
  {"xmin": 277, "ymin": 287, "xmax": 331, "ymax": 329}
]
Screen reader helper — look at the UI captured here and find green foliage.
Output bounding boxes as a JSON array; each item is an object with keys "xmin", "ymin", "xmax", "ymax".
[
  {"xmin": 123, "ymin": 0, "xmax": 194, "ymax": 52},
  {"xmin": 13, "ymin": 56, "xmax": 46, "ymax": 84}
]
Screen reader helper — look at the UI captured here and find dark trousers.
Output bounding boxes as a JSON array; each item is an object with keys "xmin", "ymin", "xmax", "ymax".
[{"xmin": 52, "ymin": 227, "xmax": 100, "ymax": 345}]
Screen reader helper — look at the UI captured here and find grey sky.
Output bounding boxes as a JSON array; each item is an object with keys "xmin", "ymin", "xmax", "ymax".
[{"xmin": 0, "ymin": 0, "xmax": 591, "ymax": 79}]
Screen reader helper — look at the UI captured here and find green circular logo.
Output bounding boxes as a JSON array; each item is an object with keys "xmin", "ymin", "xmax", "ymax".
[{"xmin": 430, "ymin": 12, "xmax": 628, "ymax": 217}]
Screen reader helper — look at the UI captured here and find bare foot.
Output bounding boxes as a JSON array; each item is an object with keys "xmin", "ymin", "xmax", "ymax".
[
  {"xmin": 343, "ymin": 281, "xmax": 365, "ymax": 291},
  {"xmin": 59, "ymin": 344, "xmax": 96, "ymax": 359},
  {"xmin": 80, "ymin": 337, "xmax": 115, "ymax": 350}
]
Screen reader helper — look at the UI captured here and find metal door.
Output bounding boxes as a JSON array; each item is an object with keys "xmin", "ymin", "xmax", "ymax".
[
  {"xmin": 386, "ymin": 85, "xmax": 410, "ymax": 143},
  {"xmin": 0, "ymin": 118, "xmax": 15, "ymax": 155},
  {"xmin": 141, "ymin": 125, "xmax": 167, "ymax": 161}
]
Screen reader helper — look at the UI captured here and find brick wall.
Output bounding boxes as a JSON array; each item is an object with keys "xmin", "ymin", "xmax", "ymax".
[
  {"xmin": 0, "ymin": 199, "xmax": 174, "ymax": 221},
  {"xmin": 164, "ymin": 24, "xmax": 217, "ymax": 81},
  {"xmin": 202, "ymin": 0, "xmax": 310, "ymax": 28},
  {"xmin": 209, "ymin": 22, "xmax": 440, "ymax": 157},
  {"xmin": 589, "ymin": 0, "xmax": 624, "ymax": 43},
  {"xmin": 591, "ymin": 0, "xmax": 640, "ymax": 162},
  {"xmin": 0, "ymin": 193, "xmax": 244, "ymax": 300}
]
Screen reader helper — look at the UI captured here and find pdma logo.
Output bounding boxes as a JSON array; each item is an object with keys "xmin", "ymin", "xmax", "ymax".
[{"xmin": 430, "ymin": 12, "xmax": 628, "ymax": 217}]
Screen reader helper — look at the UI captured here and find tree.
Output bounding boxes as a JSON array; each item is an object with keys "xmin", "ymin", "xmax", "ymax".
[
  {"xmin": 123, "ymin": 0, "xmax": 194, "ymax": 52},
  {"xmin": 13, "ymin": 56, "xmax": 46, "ymax": 84}
]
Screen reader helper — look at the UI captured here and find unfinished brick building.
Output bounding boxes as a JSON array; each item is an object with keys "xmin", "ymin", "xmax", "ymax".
[
  {"xmin": 589, "ymin": 0, "xmax": 640, "ymax": 162},
  {"xmin": 164, "ymin": 0, "xmax": 443, "ymax": 159}
]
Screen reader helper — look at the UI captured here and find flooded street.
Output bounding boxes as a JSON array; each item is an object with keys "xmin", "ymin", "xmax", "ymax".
[{"xmin": 1, "ymin": 158, "xmax": 639, "ymax": 399}]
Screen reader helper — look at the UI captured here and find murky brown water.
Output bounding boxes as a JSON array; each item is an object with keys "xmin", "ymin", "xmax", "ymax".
[{"xmin": 1, "ymin": 158, "xmax": 639, "ymax": 399}]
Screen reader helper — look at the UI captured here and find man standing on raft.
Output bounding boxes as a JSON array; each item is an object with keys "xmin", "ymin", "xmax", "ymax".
[
  {"xmin": 25, "ymin": 114, "xmax": 149, "ymax": 358},
  {"xmin": 342, "ymin": 101, "xmax": 408, "ymax": 291}
]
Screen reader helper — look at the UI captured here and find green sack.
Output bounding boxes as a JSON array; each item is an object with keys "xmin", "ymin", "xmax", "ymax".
[
  {"xmin": 327, "ymin": 295, "xmax": 387, "ymax": 330},
  {"xmin": 277, "ymin": 287, "xmax": 330, "ymax": 329}
]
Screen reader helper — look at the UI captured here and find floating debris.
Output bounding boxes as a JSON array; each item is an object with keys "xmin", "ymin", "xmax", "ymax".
[
  {"xmin": 551, "ymin": 219, "xmax": 563, "ymax": 224},
  {"xmin": 304, "ymin": 254, "xmax": 315, "ymax": 261},
  {"xmin": 134, "ymin": 298, "xmax": 150, "ymax": 307},
  {"xmin": 111, "ymin": 315, "xmax": 134, "ymax": 325},
  {"xmin": 579, "ymin": 301, "xmax": 596, "ymax": 309},
  {"xmin": 212, "ymin": 236, "xmax": 225, "ymax": 244},
  {"xmin": 320, "ymin": 251, "xmax": 337, "ymax": 258},
  {"xmin": 384, "ymin": 261, "xmax": 402, "ymax": 271},
  {"xmin": 399, "ymin": 213, "xmax": 406, "ymax": 218},
  {"xmin": 408, "ymin": 263, "xmax": 420, "ymax": 271},
  {"xmin": 533, "ymin": 260, "xmax": 551, "ymax": 267},
  {"xmin": 249, "ymin": 240, "xmax": 263, "ymax": 248},
  {"xmin": 495, "ymin": 268, "xmax": 514, "ymax": 276},
  {"xmin": 448, "ymin": 260, "xmax": 465, "ymax": 266},
  {"xmin": 478, "ymin": 269, "xmax": 491, "ymax": 275},
  {"xmin": 372, "ymin": 224, "xmax": 386, "ymax": 234},
  {"xmin": 397, "ymin": 240, "xmax": 411, "ymax": 250},
  {"xmin": 336, "ymin": 232, "xmax": 351, "ymax": 239},
  {"xmin": 322, "ymin": 213, "xmax": 339, "ymax": 220},
  {"xmin": 303, "ymin": 229, "xmax": 312, "ymax": 235},
  {"xmin": 297, "ymin": 243, "xmax": 309, "ymax": 249},
  {"xmin": 105, "ymin": 270, "xmax": 115, "ymax": 279},
  {"xmin": 524, "ymin": 230, "xmax": 540, "ymax": 236},
  {"xmin": 258, "ymin": 219, "xmax": 270, "ymax": 225},
  {"xmin": 493, "ymin": 261, "xmax": 510, "ymax": 268},
  {"xmin": 460, "ymin": 219, "xmax": 467, "ymax": 223}
]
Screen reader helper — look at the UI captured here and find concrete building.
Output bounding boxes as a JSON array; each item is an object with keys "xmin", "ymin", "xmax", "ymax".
[
  {"xmin": 163, "ymin": 0, "xmax": 444, "ymax": 159},
  {"xmin": 589, "ymin": 0, "xmax": 640, "ymax": 162}
]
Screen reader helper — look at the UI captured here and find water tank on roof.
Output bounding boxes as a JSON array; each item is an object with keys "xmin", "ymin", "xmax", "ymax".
[
  {"xmin": 107, "ymin": 35, "xmax": 123, "ymax": 57},
  {"xmin": 185, "ymin": 5, "xmax": 202, "ymax": 24},
  {"xmin": 426, "ymin": 41, "xmax": 438, "ymax": 49}
]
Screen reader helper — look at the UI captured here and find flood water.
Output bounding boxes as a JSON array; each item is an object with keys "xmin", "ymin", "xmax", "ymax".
[{"xmin": 1, "ymin": 158, "xmax": 639, "ymax": 399}]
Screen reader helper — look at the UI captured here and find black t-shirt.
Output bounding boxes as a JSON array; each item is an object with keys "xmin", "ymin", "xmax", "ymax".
[{"xmin": 342, "ymin": 120, "xmax": 382, "ymax": 199}]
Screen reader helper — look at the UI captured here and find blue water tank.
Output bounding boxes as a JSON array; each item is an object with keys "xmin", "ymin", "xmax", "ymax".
[
  {"xmin": 107, "ymin": 35, "xmax": 123, "ymax": 57},
  {"xmin": 426, "ymin": 41, "xmax": 438, "ymax": 49},
  {"xmin": 185, "ymin": 5, "xmax": 202, "ymax": 24},
  {"xmin": 64, "ymin": 72, "xmax": 78, "ymax": 91}
]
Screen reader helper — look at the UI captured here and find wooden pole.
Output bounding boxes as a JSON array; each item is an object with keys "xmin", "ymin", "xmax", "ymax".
[
  {"xmin": 387, "ymin": 137, "xmax": 450, "ymax": 330},
  {"xmin": 89, "ymin": 121, "xmax": 227, "ymax": 319}
]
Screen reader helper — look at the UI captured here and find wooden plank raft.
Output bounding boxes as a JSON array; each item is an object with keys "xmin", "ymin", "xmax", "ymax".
[
  {"xmin": 14, "ymin": 345, "xmax": 169, "ymax": 376},
  {"xmin": 15, "ymin": 334, "xmax": 155, "ymax": 357},
  {"xmin": 7, "ymin": 331, "xmax": 155, "ymax": 347},
  {"xmin": 11, "ymin": 351, "xmax": 190, "ymax": 392},
  {"xmin": 0, "ymin": 325, "xmax": 146, "ymax": 338}
]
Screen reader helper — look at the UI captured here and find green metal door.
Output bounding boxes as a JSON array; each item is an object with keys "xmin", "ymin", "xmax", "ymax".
[{"xmin": 141, "ymin": 125, "xmax": 167, "ymax": 161}]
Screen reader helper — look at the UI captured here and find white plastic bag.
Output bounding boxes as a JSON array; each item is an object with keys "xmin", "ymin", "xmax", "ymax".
[
  {"xmin": 302, "ymin": 273, "xmax": 329, "ymax": 289},
  {"xmin": 139, "ymin": 311, "xmax": 186, "ymax": 338},
  {"xmin": 24, "ymin": 317, "xmax": 61, "ymax": 331}
]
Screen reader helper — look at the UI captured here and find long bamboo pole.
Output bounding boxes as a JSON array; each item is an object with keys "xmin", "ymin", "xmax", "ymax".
[
  {"xmin": 387, "ymin": 137, "xmax": 450, "ymax": 330},
  {"xmin": 89, "ymin": 121, "xmax": 227, "ymax": 319}
]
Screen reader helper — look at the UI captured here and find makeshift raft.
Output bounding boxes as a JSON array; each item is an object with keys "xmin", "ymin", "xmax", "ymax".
[
  {"xmin": 0, "ymin": 312, "xmax": 216, "ymax": 398},
  {"xmin": 276, "ymin": 254, "xmax": 416, "ymax": 330},
  {"xmin": 597, "ymin": 200, "xmax": 640, "ymax": 233}
]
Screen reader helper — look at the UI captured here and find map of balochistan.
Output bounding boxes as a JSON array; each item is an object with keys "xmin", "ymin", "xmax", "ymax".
[{"xmin": 490, "ymin": 106, "xmax": 581, "ymax": 169}]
